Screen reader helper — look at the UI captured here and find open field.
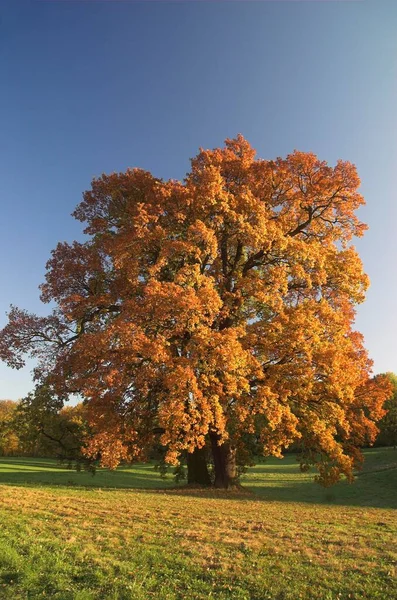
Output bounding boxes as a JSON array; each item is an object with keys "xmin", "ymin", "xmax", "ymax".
[{"xmin": 0, "ymin": 448, "xmax": 396, "ymax": 600}]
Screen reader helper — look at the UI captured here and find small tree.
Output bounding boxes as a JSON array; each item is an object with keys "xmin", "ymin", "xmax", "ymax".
[
  {"xmin": 14, "ymin": 386, "xmax": 94, "ymax": 468},
  {"xmin": 0, "ymin": 136, "xmax": 391, "ymax": 487}
]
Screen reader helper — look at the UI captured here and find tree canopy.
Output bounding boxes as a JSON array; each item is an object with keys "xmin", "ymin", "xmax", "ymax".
[{"xmin": 0, "ymin": 136, "xmax": 391, "ymax": 486}]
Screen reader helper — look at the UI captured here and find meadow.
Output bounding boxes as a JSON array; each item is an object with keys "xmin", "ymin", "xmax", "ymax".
[{"xmin": 0, "ymin": 448, "xmax": 396, "ymax": 600}]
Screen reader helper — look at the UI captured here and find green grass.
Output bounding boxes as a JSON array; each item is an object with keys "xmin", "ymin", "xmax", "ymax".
[
  {"xmin": 0, "ymin": 448, "xmax": 396, "ymax": 599},
  {"xmin": 244, "ymin": 447, "xmax": 397, "ymax": 509}
]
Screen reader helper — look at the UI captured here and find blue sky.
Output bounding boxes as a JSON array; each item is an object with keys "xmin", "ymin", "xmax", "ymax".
[{"xmin": 1, "ymin": 0, "xmax": 396, "ymax": 400}]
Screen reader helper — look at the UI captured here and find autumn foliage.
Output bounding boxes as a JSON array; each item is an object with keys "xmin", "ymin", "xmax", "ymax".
[
  {"xmin": 0, "ymin": 400, "xmax": 20, "ymax": 456},
  {"xmin": 0, "ymin": 136, "xmax": 391, "ymax": 486}
]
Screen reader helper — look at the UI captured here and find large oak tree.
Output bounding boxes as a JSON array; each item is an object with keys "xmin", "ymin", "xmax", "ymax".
[{"xmin": 0, "ymin": 136, "xmax": 391, "ymax": 487}]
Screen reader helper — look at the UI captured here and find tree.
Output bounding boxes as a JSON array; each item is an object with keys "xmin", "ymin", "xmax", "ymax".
[
  {"xmin": 0, "ymin": 136, "xmax": 391, "ymax": 487},
  {"xmin": 13, "ymin": 386, "xmax": 94, "ymax": 467},
  {"xmin": 375, "ymin": 373, "xmax": 397, "ymax": 448}
]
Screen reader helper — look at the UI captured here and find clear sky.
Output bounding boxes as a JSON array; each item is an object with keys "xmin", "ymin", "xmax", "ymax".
[{"xmin": 1, "ymin": 0, "xmax": 396, "ymax": 400}]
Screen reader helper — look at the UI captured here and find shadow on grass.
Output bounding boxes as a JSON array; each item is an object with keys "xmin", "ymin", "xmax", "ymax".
[
  {"xmin": 0, "ymin": 469, "xmax": 176, "ymax": 490},
  {"xmin": 0, "ymin": 459, "xmax": 63, "ymax": 470},
  {"xmin": 0, "ymin": 450, "xmax": 396, "ymax": 509}
]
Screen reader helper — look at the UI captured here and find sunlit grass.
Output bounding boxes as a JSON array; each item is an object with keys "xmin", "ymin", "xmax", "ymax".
[{"xmin": 0, "ymin": 448, "xmax": 396, "ymax": 599}]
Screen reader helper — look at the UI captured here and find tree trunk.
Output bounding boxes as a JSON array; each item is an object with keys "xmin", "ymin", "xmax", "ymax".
[
  {"xmin": 187, "ymin": 446, "xmax": 211, "ymax": 486},
  {"xmin": 210, "ymin": 432, "xmax": 237, "ymax": 488}
]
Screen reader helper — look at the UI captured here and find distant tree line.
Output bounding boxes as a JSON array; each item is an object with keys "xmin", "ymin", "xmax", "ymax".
[
  {"xmin": 373, "ymin": 372, "xmax": 397, "ymax": 448},
  {"xmin": 0, "ymin": 400, "xmax": 20, "ymax": 456}
]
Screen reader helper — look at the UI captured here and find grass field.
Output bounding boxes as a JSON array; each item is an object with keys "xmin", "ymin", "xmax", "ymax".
[{"xmin": 0, "ymin": 448, "xmax": 396, "ymax": 599}]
